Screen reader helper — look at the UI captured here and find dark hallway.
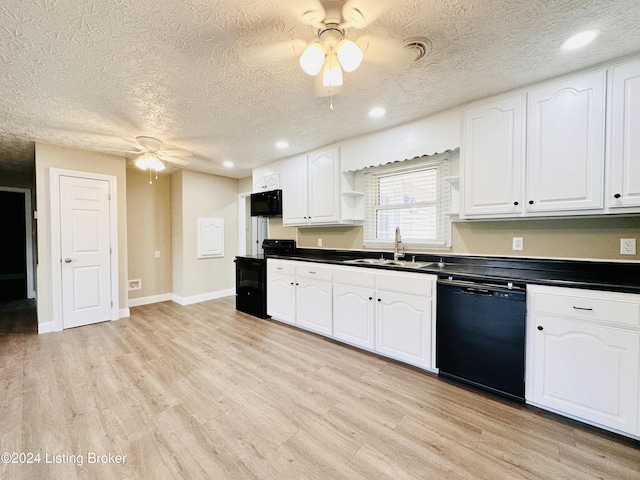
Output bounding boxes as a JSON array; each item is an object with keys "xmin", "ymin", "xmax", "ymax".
[{"xmin": 0, "ymin": 190, "xmax": 27, "ymax": 301}]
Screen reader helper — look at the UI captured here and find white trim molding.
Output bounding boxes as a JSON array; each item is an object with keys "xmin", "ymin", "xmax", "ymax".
[{"xmin": 172, "ymin": 288, "xmax": 235, "ymax": 306}]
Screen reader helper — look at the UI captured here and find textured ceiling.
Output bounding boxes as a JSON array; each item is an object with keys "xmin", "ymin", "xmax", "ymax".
[{"xmin": 1, "ymin": 0, "xmax": 640, "ymax": 179}]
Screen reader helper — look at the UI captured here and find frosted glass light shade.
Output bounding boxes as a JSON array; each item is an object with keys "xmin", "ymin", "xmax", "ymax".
[
  {"xmin": 322, "ymin": 54, "xmax": 343, "ymax": 87},
  {"xmin": 336, "ymin": 39, "xmax": 363, "ymax": 72},
  {"xmin": 135, "ymin": 153, "xmax": 165, "ymax": 171},
  {"xmin": 299, "ymin": 42, "xmax": 325, "ymax": 76}
]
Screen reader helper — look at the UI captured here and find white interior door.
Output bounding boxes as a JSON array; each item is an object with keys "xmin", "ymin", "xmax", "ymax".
[{"xmin": 60, "ymin": 175, "xmax": 112, "ymax": 329}]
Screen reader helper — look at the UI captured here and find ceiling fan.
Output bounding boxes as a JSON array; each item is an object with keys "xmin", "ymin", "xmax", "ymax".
[
  {"xmin": 113, "ymin": 136, "xmax": 192, "ymax": 183},
  {"xmin": 245, "ymin": 0, "xmax": 422, "ymax": 99}
]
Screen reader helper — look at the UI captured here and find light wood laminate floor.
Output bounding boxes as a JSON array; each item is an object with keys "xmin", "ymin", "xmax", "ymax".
[{"xmin": 1, "ymin": 297, "xmax": 639, "ymax": 479}]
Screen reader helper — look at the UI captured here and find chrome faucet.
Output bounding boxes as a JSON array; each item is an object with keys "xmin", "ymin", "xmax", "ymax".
[{"xmin": 394, "ymin": 226, "xmax": 405, "ymax": 261}]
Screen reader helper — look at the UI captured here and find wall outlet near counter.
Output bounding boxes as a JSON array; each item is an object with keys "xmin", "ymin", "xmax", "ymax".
[
  {"xmin": 620, "ymin": 238, "xmax": 636, "ymax": 255},
  {"xmin": 512, "ymin": 237, "xmax": 524, "ymax": 251},
  {"xmin": 317, "ymin": 238, "xmax": 323, "ymax": 247}
]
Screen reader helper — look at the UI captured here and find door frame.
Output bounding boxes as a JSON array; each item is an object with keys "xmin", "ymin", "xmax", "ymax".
[
  {"xmin": 49, "ymin": 168, "xmax": 119, "ymax": 331},
  {"xmin": 0, "ymin": 186, "xmax": 35, "ymax": 299}
]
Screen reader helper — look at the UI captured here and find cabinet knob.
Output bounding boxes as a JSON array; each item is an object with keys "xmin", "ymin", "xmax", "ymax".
[
  {"xmin": 614, "ymin": 193, "xmax": 621, "ymax": 199},
  {"xmin": 537, "ymin": 325, "xmax": 543, "ymax": 331},
  {"xmin": 513, "ymin": 201, "xmax": 519, "ymax": 206},
  {"xmin": 369, "ymin": 297, "xmax": 373, "ymax": 300},
  {"xmin": 528, "ymin": 200, "xmax": 534, "ymax": 205}
]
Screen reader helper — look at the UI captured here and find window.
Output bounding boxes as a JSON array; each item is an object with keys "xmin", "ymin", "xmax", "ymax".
[{"xmin": 363, "ymin": 155, "xmax": 451, "ymax": 249}]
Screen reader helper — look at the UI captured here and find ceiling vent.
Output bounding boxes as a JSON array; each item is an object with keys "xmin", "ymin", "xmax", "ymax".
[{"xmin": 403, "ymin": 37, "xmax": 432, "ymax": 63}]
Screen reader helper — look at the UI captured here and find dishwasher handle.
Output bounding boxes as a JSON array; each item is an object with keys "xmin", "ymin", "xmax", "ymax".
[{"xmin": 460, "ymin": 286, "xmax": 494, "ymax": 296}]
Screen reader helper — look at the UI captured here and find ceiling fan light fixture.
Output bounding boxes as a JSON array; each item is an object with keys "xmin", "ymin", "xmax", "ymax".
[
  {"xmin": 299, "ymin": 42, "xmax": 326, "ymax": 75},
  {"xmin": 336, "ymin": 39, "xmax": 363, "ymax": 72},
  {"xmin": 135, "ymin": 153, "xmax": 165, "ymax": 171},
  {"xmin": 322, "ymin": 53, "xmax": 343, "ymax": 87}
]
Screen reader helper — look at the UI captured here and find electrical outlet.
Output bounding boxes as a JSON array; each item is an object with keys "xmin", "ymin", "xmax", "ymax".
[
  {"xmin": 512, "ymin": 237, "xmax": 523, "ymax": 251},
  {"xmin": 317, "ymin": 238, "xmax": 323, "ymax": 247},
  {"xmin": 155, "ymin": 250, "xmax": 160, "ymax": 258},
  {"xmin": 620, "ymin": 238, "xmax": 636, "ymax": 255}
]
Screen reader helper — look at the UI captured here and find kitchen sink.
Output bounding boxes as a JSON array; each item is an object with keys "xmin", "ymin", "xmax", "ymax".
[{"xmin": 344, "ymin": 258, "xmax": 433, "ymax": 269}]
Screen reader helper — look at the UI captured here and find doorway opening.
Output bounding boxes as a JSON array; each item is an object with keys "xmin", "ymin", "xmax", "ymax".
[{"xmin": 0, "ymin": 187, "xmax": 37, "ymax": 333}]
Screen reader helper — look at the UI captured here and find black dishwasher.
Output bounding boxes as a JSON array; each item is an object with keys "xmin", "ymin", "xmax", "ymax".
[{"xmin": 436, "ymin": 277, "xmax": 526, "ymax": 401}]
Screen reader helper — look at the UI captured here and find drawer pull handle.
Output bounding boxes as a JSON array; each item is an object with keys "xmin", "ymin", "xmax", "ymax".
[
  {"xmin": 309, "ymin": 271, "xmax": 316, "ymax": 274},
  {"xmin": 573, "ymin": 306, "xmax": 593, "ymax": 311},
  {"xmin": 277, "ymin": 267, "xmax": 283, "ymax": 270}
]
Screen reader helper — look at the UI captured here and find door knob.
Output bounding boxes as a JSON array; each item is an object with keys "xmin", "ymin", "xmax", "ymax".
[{"xmin": 64, "ymin": 258, "xmax": 72, "ymax": 263}]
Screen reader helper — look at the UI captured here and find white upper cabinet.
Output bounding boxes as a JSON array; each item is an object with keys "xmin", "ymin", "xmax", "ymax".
[
  {"xmin": 307, "ymin": 148, "xmax": 341, "ymax": 224},
  {"xmin": 282, "ymin": 155, "xmax": 309, "ymax": 224},
  {"xmin": 282, "ymin": 147, "xmax": 342, "ymax": 226},
  {"xmin": 608, "ymin": 58, "xmax": 640, "ymax": 210},
  {"xmin": 526, "ymin": 69, "xmax": 606, "ymax": 213},
  {"xmin": 252, "ymin": 163, "xmax": 281, "ymax": 192},
  {"xmin": 462, "ymin": 94, "xmax": 525, "ymax": 217}
]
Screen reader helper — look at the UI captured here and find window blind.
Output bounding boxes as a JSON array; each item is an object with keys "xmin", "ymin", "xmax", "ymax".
[{"xmin": 363, "ymin": 157, "xmax": 450, "ymax": 248}]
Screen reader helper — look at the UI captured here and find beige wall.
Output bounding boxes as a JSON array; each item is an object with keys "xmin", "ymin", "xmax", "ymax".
[
  {"xmin": 126, "ymin": 168, "xmax": 172, "ymax": 299},
  {"xmin": 280, "ymin": 216, "xmax": 640, "ymax": 261},
  {"xmin": 35, "ymin": 143, "xmax": 128, "ymax": 327},
  {"xmin": 172, "ymin": 170, "xmax": 239, "ymax": 299}
]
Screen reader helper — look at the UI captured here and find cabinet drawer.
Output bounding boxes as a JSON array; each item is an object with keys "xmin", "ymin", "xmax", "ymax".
[
  {"xmin": 296, "ymin": 263, "xmax": 333, "ymax": 281},
  {"xmin": 267, "ymin": 259, "xmax": 296, "ymax": 276},
  {"xmin": 376, "ymin": 272, "xmax": 435, "ymax": 297},
  {"xmin": 333, "ymin": 266, "xmax": 376, "ymax": 288},
  {"xmin": 534, "ymin": 289, "xmax": 640, "ymax": 327}
]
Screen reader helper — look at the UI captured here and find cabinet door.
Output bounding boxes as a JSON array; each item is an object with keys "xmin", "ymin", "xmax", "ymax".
[
  {"xmin": 296, "ymin": 278, "xmax": 333, "ymax": 336},
  {"xmin": 375, "ymin": 290, "xmax": 432, "ymax": 369},
  {"xmin": 333, "ymin": 283, "xmax": 375, "ymax": 350},
  {"xmin": 527, "ymin": 70, "xmax": 606, "ymax": 212},
  {"xmin": 308, "ymin": 147, "xmax": 341, "ymax": 224},
  {"xmin": 266, "ymin": 273, "xmax": 296, "ymax": 325},
  {"xmin": 609, "ymin": 59, "xmax": 640, "ymax": 208},
  {"xmin": 282, "ymin": 155, "xmax": 309, "ymax": 225},
  {"xmin": 462, "ymin": 94, "xmax": 525, "ymax": 217},
  {"xmin": 529, "ymin": 316, "xmax": 640, "ymax": 435}
]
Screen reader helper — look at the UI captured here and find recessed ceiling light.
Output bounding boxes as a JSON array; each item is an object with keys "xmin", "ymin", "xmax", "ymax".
[
  {"xmin": 223, "ymin": 160, "xmax": 234, "ymax": 168},
  {"xmin": 276, "ymin": 141, "xmax": 289, "ymax": 149},
  {"xmin": 561, "ymin": 29, "xmax": 600, "ymax": 51},
  {"xmin": 369, "ymin": 107, "xmax": 386, "ymax": 118}
]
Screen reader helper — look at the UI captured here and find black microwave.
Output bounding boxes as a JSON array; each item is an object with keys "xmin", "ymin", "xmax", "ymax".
[{"xmin": 250, "ymin": 189, "xmax": 282, "ymax": 217}]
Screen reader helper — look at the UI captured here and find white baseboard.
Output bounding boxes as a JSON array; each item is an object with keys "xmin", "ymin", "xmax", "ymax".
[
  {"xmin": 172, "ymin": 288, "xmax": 235, "ymax": 306},
  {"xmin": 119, "ymin": 307, "xmax": 131, "ymax": 318},
  {"xmin": 38, "ymin": 320, "xmax": 56, "ymax": 334},
  {"xmin": 128, "ymin": 293, "xmax": 173, "ymax": 308}
]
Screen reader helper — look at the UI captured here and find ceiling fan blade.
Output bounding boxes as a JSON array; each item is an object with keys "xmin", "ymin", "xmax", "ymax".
[
  {"xmin": 341, "ymin": 0, "xmax": 391, "ymax": 29},
  {"xmin": 156, "ymin": 152, "xmax": 190, "ymax": 166},
  {"xmin": 160, "ymin": 149, "xmax": 193, "ymax": 157},
  {"xmin": 357, "ymin": 35, "xmax": 415, "ymax": 69},
  {"xmin": 284, "ymin": 0, "xmax": 326, "ymax": 28},
  {"xmin": 241, "ymin": 39, "xmax": 307, "ymax": 66}
]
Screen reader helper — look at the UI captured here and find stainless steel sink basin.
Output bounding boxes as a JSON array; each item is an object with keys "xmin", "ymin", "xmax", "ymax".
[{"xmin": 344, "ymin": 258, "xmax": 433, "ymax": 269}]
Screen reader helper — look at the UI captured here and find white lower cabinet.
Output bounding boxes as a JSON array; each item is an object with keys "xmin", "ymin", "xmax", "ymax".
[
  {"xmin": 375, "ymin": 272, "xmax": 434, "ymax": 369},
  {"xmin": 296, "ymin": 273, "xmax": 333, "ymax": 336},
  {"xmin": 268, "ymin": 261, "xmax": 436, "ymax": 371},
  {"xmin": 333, "ymin": 267, "xmax": 376, "ymax": 350},
  {"xmin": 267, "ymin": 259, "xmax": 333, "ymax": 336},
  {"xmin": 526, "ymin": 285, "xmax": 640, "ymax": 437},
  {"xmin": 266, "ymin": 261, "xmax": 296, "ymax": 325}
]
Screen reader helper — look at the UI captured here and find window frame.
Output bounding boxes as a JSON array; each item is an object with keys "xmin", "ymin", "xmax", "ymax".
[{"xmin": 362, "ymin": 154, "xmax": 452, "ymax": 250}]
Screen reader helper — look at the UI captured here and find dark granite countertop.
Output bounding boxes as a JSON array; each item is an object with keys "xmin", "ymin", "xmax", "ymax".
[{"xmin": 260, "ymin": 248, "xmax": 640, "ymax": 295}]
